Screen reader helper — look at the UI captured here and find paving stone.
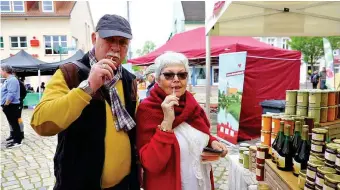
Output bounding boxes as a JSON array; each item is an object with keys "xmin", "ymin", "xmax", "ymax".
[
  {"xmin": 30, "ymin": 176, "xmax": 41, "ymax": 183},
  {"xmin": 6, "ymin": 176, "xmax": 17, "ymax": 181},
  {"xmin": 2, "ymin": 180, "xmax": 19, "ymax": 187},
  {"xmin": 3, "ymin": 185, "xmax": 20, "ymax": 190}
]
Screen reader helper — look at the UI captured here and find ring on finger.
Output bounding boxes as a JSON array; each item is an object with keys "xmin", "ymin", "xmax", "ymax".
[{"xmin": 101, "ymin": 64, "xmax": 107, "ymax": 69}]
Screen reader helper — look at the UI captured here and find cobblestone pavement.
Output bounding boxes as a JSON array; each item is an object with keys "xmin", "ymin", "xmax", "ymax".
[{"xmin": 1, "ymin": 109, "xmax": 245, "ymax": 190}]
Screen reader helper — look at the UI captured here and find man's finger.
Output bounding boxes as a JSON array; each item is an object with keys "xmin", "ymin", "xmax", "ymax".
[{"xmin": 100, "ymin": 59, "xmax": 117, "ymax": 71}]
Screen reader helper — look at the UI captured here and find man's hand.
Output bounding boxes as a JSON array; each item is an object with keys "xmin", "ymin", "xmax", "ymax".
[{"xmin": 87, "ymin": 59, "xmax": 117, "ymax": 92}]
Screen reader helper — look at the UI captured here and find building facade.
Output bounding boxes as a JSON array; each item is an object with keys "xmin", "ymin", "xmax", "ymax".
[
  {"xmin": 0, "ymin": 1, "xmax": 94, "ymax": 89},
  {"xmin": 0, "ymin": 1, "xmax": 94, "ymax": 63}
]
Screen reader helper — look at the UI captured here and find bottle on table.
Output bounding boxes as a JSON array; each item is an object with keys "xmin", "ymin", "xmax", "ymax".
[
  {"xmin": 277, "ymin": 124, "xmax": 293, "ymax": 171},
  {"xmin": 293, "ymin": 126, "xmax": 310, "ymax": 176},
  {"xmin": 272, "ymin": 121, "xmax": 285, "ymax": 163},
  {"xmin": 291, "ymin": 121, "xmax": 302, "ymax": 156}
]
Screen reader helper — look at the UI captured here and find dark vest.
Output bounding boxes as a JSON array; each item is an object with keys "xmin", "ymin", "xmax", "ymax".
[{"xmin": 54, "ymin": 53, "xmax": 139, "ymax": 190}]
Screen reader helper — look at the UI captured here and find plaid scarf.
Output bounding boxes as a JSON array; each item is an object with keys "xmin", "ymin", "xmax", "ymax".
[{"xmin": 88, "ymin": 48, "xmax": 136, "ymax": 132}]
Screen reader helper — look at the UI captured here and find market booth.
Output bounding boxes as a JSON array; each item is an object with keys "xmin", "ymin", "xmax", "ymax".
[{"xmin": 206, "ymin": 1, "xmax": 340, "ymax": 189}]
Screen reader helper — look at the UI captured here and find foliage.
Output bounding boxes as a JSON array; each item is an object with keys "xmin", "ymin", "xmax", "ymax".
[
  {"xmin": 136, "ymin": 41, "xmax": 156, "ymax": 57},
  {"xmin": 288, "ymin": 37, "xmax": 340, "ymax": 71}
]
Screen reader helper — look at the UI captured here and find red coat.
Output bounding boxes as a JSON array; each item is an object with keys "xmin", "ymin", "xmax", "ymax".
[{"xmin": 136, "ymin": 85, "xmax": 217, "ymax": 190}]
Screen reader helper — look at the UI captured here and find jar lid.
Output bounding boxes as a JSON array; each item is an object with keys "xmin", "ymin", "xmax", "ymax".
[
  {"xmin": 299, "ymin": 169, "xmax": 307, "ymax": 177},
  {"xmin": 262, "ymin": 114, "xmax": 272, "ymax": 118},
  {"xmin": 287, "ymin": 90, "xmax": 298, "ymax": 92},
  {"xmin": 309, "ymin": 155, "xmax": 317, "ymax": 161},
  {"xmin": 261, "ymin": 130, "xmax": 271, "ymax": 134},
  {"xmin": 321, "ymin": 107, "xmax": 329, "ymax": 109},
  {"xmin": 326, "ymin": 143, "xmax": 340, "ymax": 150},
  {"xmin": 311, "ymin": 140, "xmax": 326, "ymax": 145},
  {"xmin": 282, "ymin": 117, "xmax": 294, "ymax": 121},
  {"xmin": 249, "ymin": 146, "xmax": 257, "ymax": 151},
  {"xmin": 243, "ymin": 151, "xmax": 249, "ymax": 155},
  {"xmin": 312, "ymin": 128, "xmax": 328, "ymax": 134},
  {"xmin": 239, "ymin": 147, "xmax": 249, "ymax": 151},
  {"xmin": 240, "ymin": 143, "xmax": 250, "ymax": 147},
  {"xmin": 309, "ymin": 91, "xmax": 322, "ymax": 94},
  {"xmin": 256, "ymin": 144, "xmax": 269, "ymax": 149},
  {"xmin": 308, "ymin": 160, "xmax": 324, "ymax": 167},
  {"xmin": 272, "ymin": 115, "xmax": 281, "ymax": 119},
  {"xmin": 325, "ymin": 174, "xmax": 340, "ymax": 183},
  {"xmin": 317, "ymin": 167, "xmax": 336, "ymax": 175},
  {"xmin": 333, "ymin": 139, "xmax": 340, "ymax": 144}
]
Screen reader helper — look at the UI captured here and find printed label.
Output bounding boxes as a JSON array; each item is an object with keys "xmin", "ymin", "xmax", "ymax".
[
  {"xmin": 256, "ymin": 168, "xmax": 262, "ymax": 177},
  {"xmin": 311, "ymin": 144, "xmax": 323, "ymax": 153},
  {"xmin": 261, "ymin": 135, "xmax": 264, "ymax": 143},
  {"xmin": 336, "ymin": 158, "xmax": 340, "ymax": 167},
  {"xmin": 262, "ymin": 119, "xmax": 264, "ymax": 127},
  {"xmin": 277, "ymin": 154, "xmax": 285, "ymax": 168},
  {"xmin": 272, "ymin": 121, "xmax": 275, "ymax": 129},
  {"xmin": 257, "ymin": 151, "xmax": 265, "ymax": 159},
  {"xmin": 220, "ymin": 126, "xmax": 224, "ymax": 132},
  {"xmin": 307, "ymin": 169, "xmax": 316, "ymax": 180},
  {"xmin": 312, "ymin": 133, "xmax": 324, "ymax": 141},
  {"xmin": 310, "ymin": 96, "xmax": 316, "ymax": 104},
  {"xmin": 325, "ymin": 152, "xmax": 337, "ymax": 162},
  {"xmin": 315, "ymin": 176, "xmax": 324, "ymax": 188},
  {"xmin": 293, "ymin": 159, "xmax": 301, "ymax": 175}
]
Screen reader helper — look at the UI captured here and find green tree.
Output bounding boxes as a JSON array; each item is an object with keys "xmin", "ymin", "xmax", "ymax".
[
  {"xmin": 136, "ymin": 41, "xmax": 156, "ymax": 57},
  {"xmin": 288, "ymin": 37, "xmax": 340, "ymax": 72}
]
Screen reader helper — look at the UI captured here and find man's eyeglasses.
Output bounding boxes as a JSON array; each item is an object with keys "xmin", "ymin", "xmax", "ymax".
[{"xmin": 161, "ymin": 72, "xmax": 188, "ymax": 80}]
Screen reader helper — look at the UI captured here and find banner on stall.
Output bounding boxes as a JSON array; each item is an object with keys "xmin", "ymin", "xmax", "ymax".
[
  {"xmin": 323, "ymin": 38, "xmax": 335, "ymax": 90},
  {"xmin": 217, "ymin": 52, "xmax": 247, "ymax": 144}
]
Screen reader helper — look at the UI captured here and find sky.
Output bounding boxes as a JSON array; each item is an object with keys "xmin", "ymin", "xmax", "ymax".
[{"xmin": 89, "ymin": 1, "xmax": 174, "ymax": 58}]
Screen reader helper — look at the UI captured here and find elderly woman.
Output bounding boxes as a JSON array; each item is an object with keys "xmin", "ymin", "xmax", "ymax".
[{"xmin": 136, "ymin": 52, "xmax": 228, "ymax": 190}]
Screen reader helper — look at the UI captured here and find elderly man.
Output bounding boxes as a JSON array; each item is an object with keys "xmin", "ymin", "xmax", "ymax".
[
  {"xmin": 31, "ymin": 14, "xmax": 140, "ymax": 190},
  {"xmin": 1, "ymin": 65, "xmax": 23, "ymax": 148},
  {"xmin": 145, "ymin": 64, "xmax": 156, "ymax": 97}
]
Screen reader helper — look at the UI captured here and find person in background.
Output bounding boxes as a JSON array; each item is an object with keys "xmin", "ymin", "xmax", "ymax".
[
  {"xmin": 17, "ymin": 75, "xmax": 27, "ymax": 140},
  {"xmin": 136, "ymin": 52, "xmax": 228, "ymax": 190},
  {"xmin": 0, "ymin": 65, "xmax": 23, "ymax": 148},
  {"xmin": 144, "ymin": 64, "xmax": 156, "ymax": 97},
  {"xmin": 36, "ymin": 82, "xmax": 45, "ymax": 93},
  {"xmin": 319, "ymin": 67, "xmax": 327, "ymax": 89},
  {"xmin": 30, "ymin": 14, "xmax": 140, "ymax": 190},
  {"xmin": 311, "ymin": 70, "xmax": 319, "ymax": 89}
]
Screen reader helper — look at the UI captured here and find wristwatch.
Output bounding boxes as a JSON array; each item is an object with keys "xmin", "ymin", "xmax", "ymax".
[{"xmin": 78, "ymin": 80, "xmax": 94, "ymax": 96}]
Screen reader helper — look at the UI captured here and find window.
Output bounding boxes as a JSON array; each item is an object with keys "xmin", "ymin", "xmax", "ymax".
[
  {"xmin": 0, "ymin": 1, "xmax": 10, "ymax": 12},
  {"xmin": 0, "ymin": 37, "xmax": 4, "ymax": 48},
  {"xmin": 212, "ymin": 66, "xmax": 219, "ymax": 85},
  {"xmin": 10, "ymin": 36, "xmax": 27, "ymax": 48},
  {"xmin": 42, "ymin": 0, "xmax": 54, "ymax": 12},
  {"xmin": 12, "ymin": 1, "xmax": 24, "ymax": 12},
  {"xmin": 267, "ymin": 38, "xmax": 276, "ymax": 47},
  {"xmin": 44, "ymin": 35, "xmax": 68, "ymax": 55},
  {"xmin": 0, "ymin": 1, "xmax": 24, "ymax": 12},
  {"xmin": 71, "ymin": 37, "xmax": 78, "ymax": 50},
  {"xmin": 282, "ymin": 38, "xmax": 290, "ymax": 50},
  {"xmin": 194, "ymin": 67, "xmax": 206, "ymax": 85}
]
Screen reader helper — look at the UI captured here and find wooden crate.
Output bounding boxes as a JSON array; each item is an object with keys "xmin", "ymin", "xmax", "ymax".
[
  {"xmin": 264, "ymin": 159, "xmax": 299, "ymax": 190},
  {"xmin": 320, "ymin": 120, "xmax": 340, "ymax": 139}
]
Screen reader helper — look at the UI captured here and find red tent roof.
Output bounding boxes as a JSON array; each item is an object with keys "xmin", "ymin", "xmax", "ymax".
[{"xmin": 128, "ymin": 27, "xmax": 301, "ymax": 65}]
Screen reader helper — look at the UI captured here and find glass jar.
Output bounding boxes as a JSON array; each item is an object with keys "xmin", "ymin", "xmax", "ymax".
[
  {"xmin": 307, "ymin": 160, "xmax": 325, "ymax": 183},
  {"xmin": 315, "ymin": 166, "xmax": 336, "ymax": 189},
  {"xmin": 324, "ymin": 174, "xmax": 340, "ymax": 190},
  {"xmin": 312, "ymin": 128, "xmax": 328, "ymax": 142}
]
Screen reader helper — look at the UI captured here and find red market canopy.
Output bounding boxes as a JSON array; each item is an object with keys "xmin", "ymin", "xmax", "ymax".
[{"xmin": 128, "ymin": 27, "xmax": 300, "ymax": 65}]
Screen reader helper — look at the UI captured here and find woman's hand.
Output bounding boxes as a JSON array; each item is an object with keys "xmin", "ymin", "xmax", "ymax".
[
  {"xmin": 211, "ymin": 140, "xmax": 228, "ymax": 157},
  {"xmin": 161, "ymin": 95, "xmax": 179, "ymax": 130}
]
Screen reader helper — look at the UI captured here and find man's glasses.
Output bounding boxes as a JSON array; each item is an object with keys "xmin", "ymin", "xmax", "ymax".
[{"xmin": 161, "ymin": 72, "xmax": 188, "ymax": 80}]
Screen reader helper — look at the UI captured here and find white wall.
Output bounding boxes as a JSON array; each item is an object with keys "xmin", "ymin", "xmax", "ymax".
[
  {"xmin": 185, "ymin": 23, "xmax": 204, "ymax": 31},
  {"xmin": 172, "ymin": 1, "xmax": 185, "ymax": 34},
  {"xmin": 0, "ymin": 17, "xmax": 71, "ymax": 62},
  {"xmin": 70, "ymin": 1, "xmax": 94, "ymax": 52}
]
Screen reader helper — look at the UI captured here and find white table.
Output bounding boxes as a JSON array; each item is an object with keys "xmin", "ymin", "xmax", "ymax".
[{"xmin": 227, "ymin": 155, "xmax": 258, "ymax": 190}]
